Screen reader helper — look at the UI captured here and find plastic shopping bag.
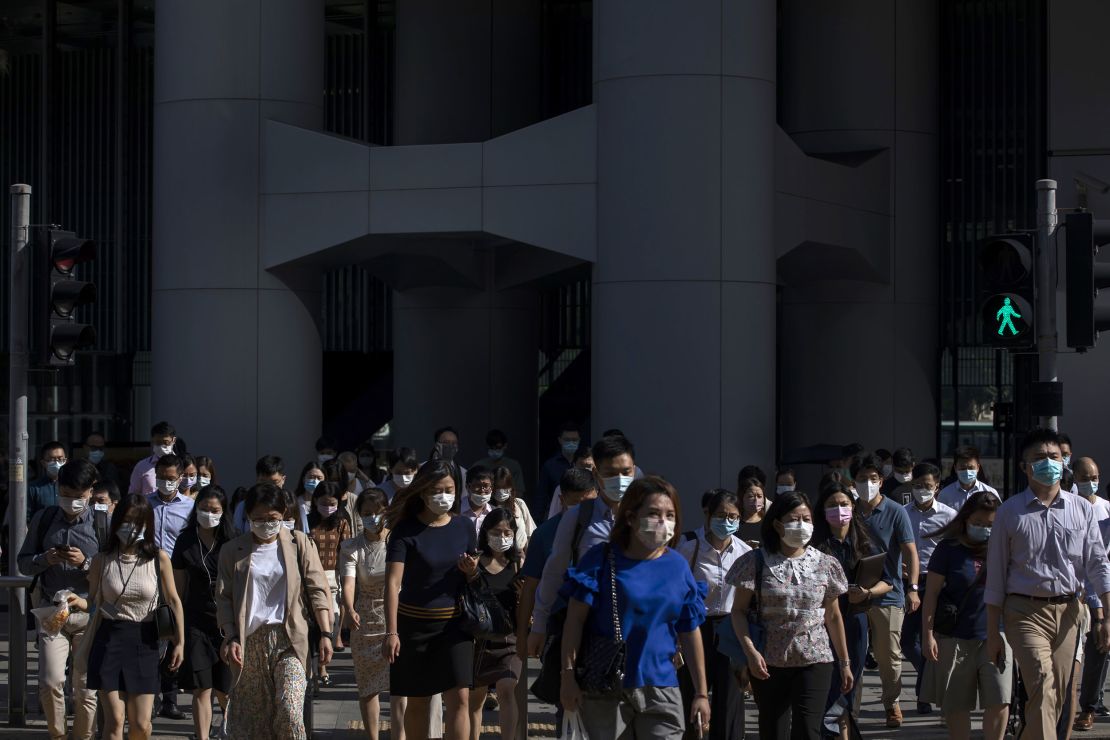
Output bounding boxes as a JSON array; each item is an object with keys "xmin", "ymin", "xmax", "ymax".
[
  {"xmin": 31, "ymin": 590, "xmax": 73, "ymax": 637},
  {"xmin": 560, "ymin": 710, "xmax": 589, "ymax": 740}
]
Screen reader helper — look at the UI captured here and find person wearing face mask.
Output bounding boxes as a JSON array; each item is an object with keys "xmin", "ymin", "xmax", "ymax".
[
  {"xmin": 340, "ymin": 488, "xmax": 393, "ymax": 740},
  {"xmin": 27, "ymin": 441, "xmax": 69, "ymax": 521},
  {"xmin": 527, "ymin": 434, "xmax": 635, "ymax": 662},
  {"xmin": 378, "ymin": 447, "xmax": 419, "ymax": 503},
  {"xmin": 143, "ymin": 453, "xmax": 195, "ymax": 719},
  {"xmin": 215, "ymin": 483, "xmax": 334, "ymax": 740},
  {"xmin": 84, "ymin": 431, "xmax": 121, "ymax": 486},
  {"xmin": 939, "ymin": 446, "xmax": 1000, "ymax": 511},
  {"xmin": 854, "ymin": 453, "xmax": 921, "ymax": 728},
  {"xmin": 92, "ymin": 481, "xmax": 120, "ymax": 543},
  {"xmin": 308, "ymin": 481, "xmax": 353, "ymax": 685},
  {"xmin": 315, "ymin": 436, "xmax": 339, "ymax": 467},
  {"xmin": 383, "ymin": 461, "xmax": 479, "ymax": 740},
  {"xmin": 128, "ymin": 421, "xmax": 177, "ymax": 496},
  {"xmin": 470, "ymin": 509, "xmax": 525, "ymax": 740},
  {"xmin": 546, "ymin": 445, "xmax": 597, "ymax": 520},
  {"xmin": 231, "ymin": 455, "xmax": 291, "ymax": 534},
  {"xmin": 1061, "ymin": 433, "xmax": 1075, "ymax": 474},
  {"xmin": 560, "ymin": 477, "xmax": 711, "ymax": 738},
  {"xmin": 69, "ymin": 493, "xmax": 186, "ymax": 740},
  {"xmin": 18, "ymin": 459, "xmax": 102, "ymax": 740},
  {"xmin": 177, "ymin": 454, "xmax": 200, "ymax": 500},
  {"xmin": 774, "ymin": 468, "xmax": 798, "ymax": 498},
  {"xmin": 472, "ymin": 429, "xmax": 528, "ymax": 498},
  {"xmin": 339, "ymin": 451, "xmax": 370, "ymax": 497},
  {"xmin": 899, "ymin": 462, "xmax": 956, "ymax": 716},
  {"xmin": 195, "ymin": 455, "xmax": 217, "ymax": 491},
  {"xmin": 920, "ymin": 491, "xmax": 1011, "ymax": 739},
  {"xmin": 428, "ymin": 426, "xmax": 468, "ymax": 505},
  {"xmin": 985, "ymin": 429, "xmax": 1110, "ymax": 739},
  {"xmin": 537, "ymin": 421, "xmax": 584, "ymax": 523},
  {"xmin": 290, "ymin": 461, "xmax": 326, "ymax": 533},
  {"xmin": 726, "ymin": 490, "xmax": 854, "ymax": 740},
  {"xmin": 491, "ymin": 465, "xmax": 536, "ymax": 551},
  {"xmin": 171, "ymin": 486, "xmax": 236, "ymax": 740},
  {"xmin": 881, "ymin": 447, "xmax": 917, "ymax": 504},
  {"xmin": 812, "ymin": 481, "xmax": 893, "ymax": 739},
  {"xmin": 675, "ymin": 489, "xmax": 751, "ymax": 740},
  {"xmin": 876, "ymin": 449, "xmax": 894, "ymax": 480},
  {"xmin": 737, "ymin": 478, "xmax": 766, "ymax": 548},
  {"xmin": 1075, "ymin": 457, "xmax": 1110, "ymax": 731},
  {"xmin": 462, "ymin": 466, "xmax": 496, "ymax": 536}
]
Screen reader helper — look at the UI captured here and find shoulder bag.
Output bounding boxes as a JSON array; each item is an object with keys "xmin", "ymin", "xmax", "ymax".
[
  {"xmin": 574, "ymin": 544, "xmax": 628, "ymax": 696},
  {"xmin": 933, "ymin": 559, "xmax": 986, "ymax": 637},
  {"xmin": 152, "ymin": 554, "xmax": 177, "ymax": 641},
  {"xmin": 459, "ymin": 565, "xmax": 514, "ymax": 641},
  {"xmin": 714, "ymin": 549, "xmax": 765, "ymax": 668}
]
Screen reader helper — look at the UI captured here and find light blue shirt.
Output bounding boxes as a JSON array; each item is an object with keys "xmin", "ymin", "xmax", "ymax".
[
  {"xmin": 937, "ymin": 478, "xmax": 1000, "ymax": 511},
  {"xmin": 903, "ymin": 499, "xmax": 957, "ymax": 572},
  {"xmin": 985, "ymin": 488, "xmax": 1110, "ymax": 607},
  {"xmin": 147, "ymin": 491, "xmax": 195, "ymax": 557},
  {"xmin": 531, "ymin": 497, "xmax": 615, "ymax": 633}
]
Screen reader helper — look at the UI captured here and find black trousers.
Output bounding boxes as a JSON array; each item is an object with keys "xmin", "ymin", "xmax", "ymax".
[
  {"xmin": 751, "ymin": 662, "xmax": 831, "ymax": 740},
  {"xmin": 678, "ymin": 616, "xmax": 745, "ymax": 740}
]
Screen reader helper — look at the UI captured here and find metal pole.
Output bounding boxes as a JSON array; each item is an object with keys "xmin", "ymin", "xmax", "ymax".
[
  {"xmin": 8, "ymin": 183, "xmax": 31, "ymax": 728},
  {"xmin": 1036, "ymin": 179, "xmax": 1059, "ymax": 431}
]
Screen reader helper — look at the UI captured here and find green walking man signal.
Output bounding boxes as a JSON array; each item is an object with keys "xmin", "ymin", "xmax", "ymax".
[{"xmin": 996, "ymin": 296, "xmax": 1021, "ymax": 336}]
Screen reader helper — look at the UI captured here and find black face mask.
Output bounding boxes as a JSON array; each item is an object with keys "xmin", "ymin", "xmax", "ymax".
[{"xmin": 436, "ymin": 442, "xmax": 458, "ymax": 462}]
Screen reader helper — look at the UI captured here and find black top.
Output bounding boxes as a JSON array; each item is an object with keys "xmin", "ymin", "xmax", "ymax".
[
  {"xmin": 386, "ymin": 515, "xmax": 476, "ymax": 609},
  {"xmin": 479, "ymin": 558, "xmax": 522, "ymax": 633},
  {"xmin": 738, "ymin": 520, "xmax": 763, "ymax": 548},
  {"xmin": 171, "ymin": 526, "xmax": 224, "ymax": 624}
]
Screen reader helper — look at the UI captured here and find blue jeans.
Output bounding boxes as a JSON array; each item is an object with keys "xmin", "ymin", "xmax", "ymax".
[{"xmin": 899, "ymin": 576, "xmax": 927, "ymax": 699}]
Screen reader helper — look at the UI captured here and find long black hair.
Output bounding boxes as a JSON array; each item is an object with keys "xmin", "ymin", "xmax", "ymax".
[
  {"xmin": 385, "ymin": 460, "xmax": 455, "ymax": 528},
  {"xmin": 186, "ymin": 484, "xmax": 236, "ymax": 544},
  {"xmin": 924, "ymin": 489, "xmax": 1000, "ymax": 557},
  {"xmin": 477, "ymin": 506, "xmax": 522, "ymax": 564},
  {"xmin": 760, "ymin": 490, "xmax": 813, "ymax": 555},
  {"xmin": 307, "ymin": 481, "xmax": 345, "ymax": 530},
  {"xmin": 105, "ymin": 494, "xmax": 159, "ymax": 559},
  {"xmin": 811, "ymin": 480, "xmax": 874, "ymax": 562}
]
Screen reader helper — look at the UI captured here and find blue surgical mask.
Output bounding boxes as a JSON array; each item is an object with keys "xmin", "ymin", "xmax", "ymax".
[
  {"xmin": 562, "ymin": 440, "xmax": 580, "ymax": 455},
  {"xmin": 304, "ymin": 478, "xmax": 320, "ymax": 492},
  {"xmin": 46, "ymin": 460, "xmax": 65, "ymax": 477},
  {"xmin": 957, "ymin": 469, "xmax": 978, "ymax": 485},
  {"xmin": 709, "ymin": 517, "xmax": 739, "ymax": 539},
  {"xmin": 966, "ymin": 525, "xmax": 991, "ymax": 543},
  {"xmin": 1030, "ymin": 457, "xmax": 1063, "ymax": 487},
  {"xmin": 1063, "ymin": 455, "xmax": 1072, "ymax": 469},
  {"xmin": 601, "ymin": 474, "xmax": 634, "ymax": 503},
  {"xmin": 1078, "ymin": 481, "xmax": 1100, "ymax": 497},
  {"xmin": 88, "ymin": 450, "xmax": 105, "ymax": 465}
]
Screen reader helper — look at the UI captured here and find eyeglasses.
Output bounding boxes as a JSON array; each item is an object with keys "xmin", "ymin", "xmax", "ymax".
[{"xmin": 470, "ymin": 484, "xmax": 493, "ymax": 493}]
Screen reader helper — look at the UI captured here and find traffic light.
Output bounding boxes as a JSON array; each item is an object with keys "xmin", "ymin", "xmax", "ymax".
[
  {"xmin": 978, "ymin": 233, "xmax": 1035, "ymax": 348},
  {"xmin": 1065, "ymin": 211, "xmax": 1110, "ymax": 351},
  {"xmin": 35, "ymin": 228, "xmax": 96, "ymax": 367}
]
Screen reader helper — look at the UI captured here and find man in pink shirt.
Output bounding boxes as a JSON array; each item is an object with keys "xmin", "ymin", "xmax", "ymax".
[{"xmin": 129, "ymin": 420, "xmax": 177, "ymax": 495}]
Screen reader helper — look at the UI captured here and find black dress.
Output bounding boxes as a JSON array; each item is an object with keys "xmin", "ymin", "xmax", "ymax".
[
  {"xmin": 473, "ymin": 559, "xmax": 521, "ymax": 685},
  {"xmin": 170, "ymin": 526, "xmax": 231, "ymax": 693}
]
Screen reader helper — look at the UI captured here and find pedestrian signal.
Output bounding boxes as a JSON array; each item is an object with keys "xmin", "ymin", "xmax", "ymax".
[{"xmin": 978, "ymin": 234, "xmax": 1036, "ymax": 348}]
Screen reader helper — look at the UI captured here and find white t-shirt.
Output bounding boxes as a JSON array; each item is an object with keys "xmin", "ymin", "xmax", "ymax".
[
  {"xmin": 246, "ymin": 541, "xmax": 287, "ymax": 637},
  {"xmin": 1089, "ymin": 496, "xmax": 1110, "ymax": 522}
]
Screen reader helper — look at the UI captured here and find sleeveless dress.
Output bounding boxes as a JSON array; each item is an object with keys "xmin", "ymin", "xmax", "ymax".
[{"xmin": 339, "ymin": 535, "xmax": 388, "ymax": 697}]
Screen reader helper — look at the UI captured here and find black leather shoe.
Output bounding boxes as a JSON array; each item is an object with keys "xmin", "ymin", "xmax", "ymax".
[
  {"xmin": 917, "ymin": 702, "xmax": 933, "ymax": 715},
  {"xmin": 159, "ymin": 703, "xmax": 187, "ymax": 721},
  {"xmin": 865, "ymin": 652, "xmax": 878, "ymax": 670},
  {"xmin": 1096, "ymin": 704, "xmax": 1110, "ymax": 717}
]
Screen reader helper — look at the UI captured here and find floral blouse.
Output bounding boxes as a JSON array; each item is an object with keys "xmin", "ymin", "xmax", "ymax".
[{"xmin": 726, "ymin": 546, "xmax": 847, "ymax": 668}]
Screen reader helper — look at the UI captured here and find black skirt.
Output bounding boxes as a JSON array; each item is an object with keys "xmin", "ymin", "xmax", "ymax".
[
  {"xmin": 87, "ymin": 618, "xmax": 161, "ymax": 693},
  {"xmin": 390, "ymin": 613, "xmax": 474, "ymax": 696},
  {"xmin": 179, "ymin": 622, "xmax": 232, "ymax": 693}
]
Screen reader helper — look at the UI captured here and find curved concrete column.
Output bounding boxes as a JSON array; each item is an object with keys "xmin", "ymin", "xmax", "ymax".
[
  {"xmin": 778, "ymin": 0, "xmax": 939, "ymax": 457},
  {"xmin": 591, "ymin": 1, "xmax": 778, "ymax": 505},
  {"xmin": 152, "ymin": 0, "xmax": 323, "ymax": 483}
]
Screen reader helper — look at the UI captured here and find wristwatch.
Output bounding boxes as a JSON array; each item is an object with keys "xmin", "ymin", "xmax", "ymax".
[
  {"xmin": 909, "ymin": 583, "xmax": 920, "ymax": 592},
  {"xmin": 79, "ymin": 556, "xmax": 91, "ymax": 572}
]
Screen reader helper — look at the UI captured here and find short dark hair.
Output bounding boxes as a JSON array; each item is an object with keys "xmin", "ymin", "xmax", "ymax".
[
  {"xmin": 150, "ymin": 421, "xmax": 175, "ymax": 438},
  {"xmin": 1059, "ymin": 432, "xmax": 1073, "ymax": 447},
  {"xmin": 559, "ymin": 421, "xmax": 581, "ymax": 436},
  {"xmin": 58, "ymin": 459, "xmax": 98, "ymax": 491},
  {"xmin": 875, "ymin": 448, "xmax": 892, "ymax": 461},
  {"xmin": 775, "ymin": 468, "xmax": 796, "ymax": 482},
  {"xmin": 572, "ymin": 445, "xmax": 593, "ymax": 464},
  {"xmin": 851, "ymin": 454, "xmax": 885, "ymax": 480},
  {"xmin": 466, "ymin": 465, "xmax": 493, "ymax": 486},
  {"xmin": 244, "ymin": 482, "xmax": 286, "ymax": 517},
  {"xmin": 953, "ymin": 445, "xmax": 981, "ymax": 466},
  {"xmin": 356, "ymin": 487, "xmax": 389, "ymax": 514},
  {"xmin": 433, "ymin": 426, "xmax": 459, "ymax": 442},
  {"xmin": 601, "ymin": 428, "xmax": 625, "ymax": 438},
  {"xmin": 560, "ymin": 467, "xmax": 598, "ymax": 495},
  {"xmin": 738, "ymin": 465, "xmax": 767, "ymax": 488},
  {"xmin": 592, "ymin": 435, "xmax": 635, "ymax": 465},
  {"xmin": 892, "ymin": 447, "xmax": 915, "ymax": 469},
  {"xmin": 155, "ymin": 454, "xmax": 182, "ymax": 475},
  {"xmin": 1018, "ymin": 428, "xmax": 1062, "ymax": 460},
  {"xmin": 704, "ymin": 488, "xmax": 739, "ymax": 517},
  {"xmin": 388, "ymin": 447, "xmax": 419, "ymax": 470},
  {"xmin": 486, "ymin": 429, "xmax": 507, "ymax": 447},
  {"xmin": 761, "ymin": 490, "xmax": 813, "ymax": 555},
  {"xmin": 93, "ymin": 480, "xmax": 121, "ymax": 501},
  {"xmin": 256, "ymin": 455, "xmax": 285, "ymax": 477},
  {"xmin": 315, "ymin": 436, "xmax": 337, "ymax": 453},
  {"xmin": 39, "ymin": 440, "xmax": 65, "ymax": 459},
  {"xmin": 911, "ymin": 462, "xmax": 941, "ymax": 481}
]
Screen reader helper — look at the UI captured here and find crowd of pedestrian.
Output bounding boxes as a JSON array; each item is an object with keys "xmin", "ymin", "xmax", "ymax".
[{"xmin": 13, "ymin": 421, "xmax": 1110, "ymax": 739}]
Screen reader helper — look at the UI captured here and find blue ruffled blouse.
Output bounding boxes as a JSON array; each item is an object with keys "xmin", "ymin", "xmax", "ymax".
[{"xmin": 561, "ymin": 541, "xmax": 707, "ymax": 689}]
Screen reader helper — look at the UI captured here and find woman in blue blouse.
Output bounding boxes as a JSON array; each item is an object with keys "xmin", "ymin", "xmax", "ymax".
[{"xmin": 559, "ymin": 476, "xmax": 711, "ymax": 739}]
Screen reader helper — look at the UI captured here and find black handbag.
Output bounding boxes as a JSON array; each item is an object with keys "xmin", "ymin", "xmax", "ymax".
[
  {"xmin": 574, "ymin": 545, "xmax": 627, "ymax": 696},
  {"xmin": 152, "ymin": 556, "xmax": 177, "ymax": 642},
  {"xmin": 459, "ymin": 568, "xmax": 514, "ymax": 642}
]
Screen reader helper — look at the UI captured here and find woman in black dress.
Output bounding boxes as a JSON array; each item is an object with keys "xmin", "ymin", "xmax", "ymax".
[
  {"xmin": 171, "ymin": 485, "xmax": 235, "ymax": 740},
  {"xmin": 383, "ymin": 460, "xmax": 478, "ymax": 740}
]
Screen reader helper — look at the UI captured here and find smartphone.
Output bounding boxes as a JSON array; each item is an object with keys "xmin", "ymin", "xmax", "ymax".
[{"xmin": 695, "ymin": 711, "xmax": 704, "ymax": 739}]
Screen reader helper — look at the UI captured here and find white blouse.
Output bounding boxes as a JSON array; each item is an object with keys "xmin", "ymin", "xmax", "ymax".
[{"xmin": 246, "ymin": 541, "xmax": 287, "ymax": 637}]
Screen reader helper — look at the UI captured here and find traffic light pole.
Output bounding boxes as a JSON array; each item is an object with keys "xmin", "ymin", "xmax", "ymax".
[
  {"xmin": 7, "ymin": 184, "xmax": 30, "ymax": 727},
  {"xmin": 1036, "ymin": 179, "xmax": 1059, "ymax": 431}
]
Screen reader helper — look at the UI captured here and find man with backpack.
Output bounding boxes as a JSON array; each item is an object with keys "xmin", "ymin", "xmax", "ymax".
[{"xmin": 17, "ymin": 459, "xmax": 102, "ymax": 740}]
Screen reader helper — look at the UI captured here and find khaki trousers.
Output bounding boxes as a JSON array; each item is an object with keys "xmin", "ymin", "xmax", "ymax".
[
  {"xmin": 39, "ymin": 610, "xmax": 97, "ymax": 740},
  {"xmin": 1003, "ymin": 595, "xmax": 1082, "ymax": 740},
  {"xmin": 867, "ymin": 604, "xmax": 905, "ymax": 708}
]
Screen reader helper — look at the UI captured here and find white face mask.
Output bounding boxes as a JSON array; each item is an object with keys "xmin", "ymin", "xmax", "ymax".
[
  {"xmin": 426, "ymin": 493, "xmax": 455, "ymax": 514},
  {"xmin": 775, "ymin": 484, "xmax": 795, "ymax": 495},
  {"xmin": 894, "ymin": 471, "xmax": 913, "ymax": 484},
  {"xmin": 199, "ymin": 476, "xmax": 212, "ymax": 488},
  {"xmin": 601, "ymin": 474, "xmax": 634, "ymax": 503},
  {"xmin": 857, "ymin": 480, "xmax": 880, "ymax": 502},
  {"xmin": 282, "ymin": 520, "xmax": 296, "ymax": 530},
  {"xmin": 911, "ymin": 487, "xmax": 934, "ymax": 505},
  {"xmin": 635, "ymin": 517, "xmax": 675, "ymax": 549},
  {"xmin": 393, "ymin": 473, "xmax": 414, "ymax": 489},
  {"xmin": 117, "ymin": 523, "xmax": 144, "ymax": 545},
  {"xmin": 493, "ymin": 488, "xmax": 513, "ymax": 503},
  {"xmin": 154, "ymin": 443, "xmax": 174, "ymax": 457},
  {"xmin": 251, "ymin": 520, "xmax": 283, "ymax": 541},
  {"xmin": 156, "ymin": 479, "xmax": 178, "ymax": 497},
  {"xmin": 781, "ymin": 520, "xmax": 814, "ymax": 549},
  {"xmin": 488, "ymin": 533, "xmax": 514, "ymax": 552},
  {"xmin": 317, "ymin": 454, "xmax": 335, "ymax": 464},
  {"xmin": 197, "ymin": 510, "xmax": 222, "ymax": 529},
  {"xmin": 183, "ymin": 475, "xmax": 198, "ymax": 490},
  {"xmin": 93, "ymin": 502, "xmax": 110, "ymax": 513},
  {"xmin": 469, "ymin": 492, "xmax": 491, "ymax": 509},
  {"xmin": 59, "ymin": 496, "xmax": 88, "ymax": 516}
]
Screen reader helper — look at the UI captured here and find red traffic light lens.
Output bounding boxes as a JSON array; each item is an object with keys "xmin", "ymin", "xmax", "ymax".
[{"xmin": 50, "ymin": 236, "xmax": 96, "ymax": 274}]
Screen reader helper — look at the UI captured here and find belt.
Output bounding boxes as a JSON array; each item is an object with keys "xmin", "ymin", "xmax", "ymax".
[{"xmin": 1011, "ymin": 593, "xmax": 1077, "ymax": 604}]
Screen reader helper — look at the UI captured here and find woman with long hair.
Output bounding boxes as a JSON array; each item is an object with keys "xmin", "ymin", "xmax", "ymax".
[
  {"xmin": 308, "ymin": 481, "xmax": 352, "ymax": 684},
  {"xmin": 737, "ymin": 478, "xmax": 766, "ymax": 548},
  {"xmin": 293, "ymin": 461, "xmax": 326, "ymax": 532},
  {"xmin": 920, "ymin": 490, "xmax": 1011, "ymax": 740},
  {"xmin": 727, "ymin": 490, "xmax": 853, "ymax": 740},
  {"xmin": 383, "ymin": 461, "xmax": 478, "ymax": 740},
  {"xmin": 560, "ymin": 477, "xmax": 711, "ymax": 738},
  {"xmin": 491, "ymin": 465, "xmax": 536, "ymax": 550},
  {"xmin": 171, "ymin": 485, "xmax": 236, "ymax": 740},
  {"xmin": 178, "ymin": 454, "xmax": 200, "ymax": 499},
  {"xmin": 69, "ymin": 494, "xmax": 186, "ymax": 740},
  {"xmin": 195, "ymin": 455, "xmax": 217, "ymax": 489}
]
